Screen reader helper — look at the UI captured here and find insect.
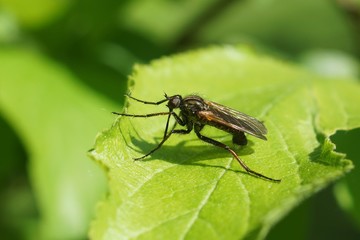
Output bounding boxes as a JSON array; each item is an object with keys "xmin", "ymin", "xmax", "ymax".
[{"xmin": 113, "ymin": 93, "xmax": 281, "ymax": 182}]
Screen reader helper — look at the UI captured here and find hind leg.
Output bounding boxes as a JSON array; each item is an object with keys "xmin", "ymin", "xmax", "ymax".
[
  {"xmin": 194, "ymin": 125, "xmax": 280, "ymax": 182},
  {"xmin": 232, "ymin": 132, "xmax": 247, "ymax": 146}
]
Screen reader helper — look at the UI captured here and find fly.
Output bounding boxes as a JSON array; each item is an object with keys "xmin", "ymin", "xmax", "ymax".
[{"xmin": 113, "ymin": 93, "xmax": 281, "ymax": 182}]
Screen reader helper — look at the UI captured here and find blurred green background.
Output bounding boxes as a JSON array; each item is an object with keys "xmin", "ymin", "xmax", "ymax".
[{"xmin": 0, "ymin": 0, "xmax": 360, "ymax": 239}]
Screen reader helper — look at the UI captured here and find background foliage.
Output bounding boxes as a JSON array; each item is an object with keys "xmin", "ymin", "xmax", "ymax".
[{"xmin": 0, "ymin": 0, "xmax": 360, "ymax": 239}]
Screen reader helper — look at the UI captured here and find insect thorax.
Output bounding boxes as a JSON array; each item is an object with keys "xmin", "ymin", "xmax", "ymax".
[{"xmin": 181, "ymin": 95, "xmax": 208, "ymax": 116}]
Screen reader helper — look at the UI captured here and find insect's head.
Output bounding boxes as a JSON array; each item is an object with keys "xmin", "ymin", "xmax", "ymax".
[{"xmin": 166, "ymin": 94, "xmax": 182, "ymax": 111}]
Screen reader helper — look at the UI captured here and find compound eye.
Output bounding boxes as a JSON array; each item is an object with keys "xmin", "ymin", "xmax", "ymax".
[{"xmin": 168, "ymin": 96, "xmax": 181, "ymax": 109}]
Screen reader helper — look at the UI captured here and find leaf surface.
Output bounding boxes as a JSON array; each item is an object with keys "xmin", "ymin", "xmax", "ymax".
[{"xmin": 90, "ymin": 46, "xmax": 359, "ymax": 239}]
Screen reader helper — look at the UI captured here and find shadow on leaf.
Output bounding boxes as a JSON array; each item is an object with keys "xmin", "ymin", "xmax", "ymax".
[{"xmin": 126, "ymin": 134, "xmax": 260, "ymax": 177}]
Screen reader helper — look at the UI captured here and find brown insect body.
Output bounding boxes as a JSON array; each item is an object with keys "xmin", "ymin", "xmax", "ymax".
[
  {"xmin": 113, "ymin": 93, "xmax": 280, "ymax": 182},
  {"xmin": 179, "ymin": 95, "xmax": 266, "ymax": 146}
]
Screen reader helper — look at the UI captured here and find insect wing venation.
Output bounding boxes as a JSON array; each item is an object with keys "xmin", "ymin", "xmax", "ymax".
[{"xmin": 200, "ymin": 100, "xmax": 267, "ymax": 139}]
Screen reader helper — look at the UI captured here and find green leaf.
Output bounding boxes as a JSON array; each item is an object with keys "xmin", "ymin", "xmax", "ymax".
[
  {"xmin": 0, "ymin": 47, "xmax": 119, "ymax": 239},
  {"xmin": 89, "ymin": 46, "xmax": 359, "ymax": 239},
  {"xmin": 0, "ymin": 0, "xmax": 71, "ymax": 29}
]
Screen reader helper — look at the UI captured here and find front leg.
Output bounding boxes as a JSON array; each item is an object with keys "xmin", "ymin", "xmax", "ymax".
[
  {"xmin": 134, "ymin": 122, "xmax": 193, "ymax": 160},
  {"xmin": 125, "ymin": 93, "xmax": 168, "ymax": 105},
  {"xmin": 112, "ymin": 111, "xmax": 171, "ymax": 118},
  {"xmin": 162, "ymin": 111, "xmax": 186, "ymax": 139},
  {"xmin": 171, "ymin": 112, "xmax": 186, "ymax": 126}
]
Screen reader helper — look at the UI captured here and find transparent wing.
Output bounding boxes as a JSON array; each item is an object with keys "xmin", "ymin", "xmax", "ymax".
[{"xmin": 198, "ymin": 100, "xmax": 267, "ymax": 140}]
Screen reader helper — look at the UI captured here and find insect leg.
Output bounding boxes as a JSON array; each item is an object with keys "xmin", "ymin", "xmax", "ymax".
[
  {"xmin": 162, "ymin": 112, "xmax": 186, "ymax": 138},
  {"xmin": 162, "ymin": 113, "xmax": 173, "ymax": 139},
  {"xmin": 134, "ymin": 123, "xmax": 193, "ymax": 161},
  {"xmin": 171, "ymin": 112, "xmax": 186, "ymax": 126},
  {"xmin": 232, "ymin": 132, "xmax": 247, "ymax": 146},
  {"xmin": 112, "ymin": 111, "xmax": 171, "ymax": 117},
  {"xmin": 194, "ymin": 125, "xmax": 280, "ymax": 182},
  {"xmin": 125, "ymin": 94, "xmax": 168, "ymax": 105}
]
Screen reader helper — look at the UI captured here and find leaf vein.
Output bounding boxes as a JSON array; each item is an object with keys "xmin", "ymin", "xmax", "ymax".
[
  {"xmin": 180, "ymin": 158, "xmax": 234, "ymax": 239},
  {"xmin": 269, "ymin": 120, "xmax": 301, "ymax": 180}
]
